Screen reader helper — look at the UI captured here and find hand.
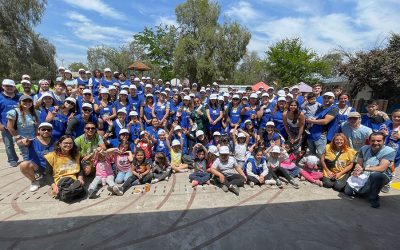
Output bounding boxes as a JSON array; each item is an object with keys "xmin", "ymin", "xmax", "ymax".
[
  {"xmin": 78, "ymin": 176, "xmax": 84, "ymax": 186},
  {"xmin": 219, "ymin": 175, "xmax": 225, "ymax": 184},
  {"xmin": 243, "ymin": 175, "xmax": 247, "ymax": 183},
  {"xmin": 258, "ymin": 175, "xmax": 265, "ymax": 184},
  {"xmin": 335, "ymin": 173, "xmax": 342, "ymax": 180},
  {"xmin": 51, "ymin": 184, "xmax": 59, "ymax": 195},
  {"xmin": 326, "ymin": 170, "xmax": 335, "ymax": 179},
  {"xmin": 22, "ymin": 138, "xmax": 30, "ymax": 146}
]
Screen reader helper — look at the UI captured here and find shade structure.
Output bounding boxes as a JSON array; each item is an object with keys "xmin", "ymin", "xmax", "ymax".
[
  {"xmin": 252, "ymin": 81, "xmax": 269, "ymax": 91},
  {"xmin": 127, "ymin": 61, "xmax": 151, "ymax": 71},
  {"xmin": 292, "ymin": 82, "xmax": 312, "ymax": 93}
]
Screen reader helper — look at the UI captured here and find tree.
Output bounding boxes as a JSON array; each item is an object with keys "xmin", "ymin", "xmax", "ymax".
[
  {"xmin": 233, "ymin": 51, "xmax": 266, "ymax": 85},
  {"xmin": 264, "ymin": 38, "xmax": 330, "ymax": 87},
  {"xmin": 0, "ymin": 0, "xmax": 57, "ymax": 80},
  {"xmin": 68, "ymin": 62, "xmax": 88, "ymax": 72},
  {"xmin": 133, "ymin": 25, "xmax": 178, "ymax": 80},
  {"xmin": 173, "ymin": 0, "xmax": 250, "ymax": 84},
  {"xmin": 321, "ymin": 51, "xmax": 344, "ymax": 77},
  {"xmin": 339, "ymin": 33, "xmax": 400, "ymax": 102}
]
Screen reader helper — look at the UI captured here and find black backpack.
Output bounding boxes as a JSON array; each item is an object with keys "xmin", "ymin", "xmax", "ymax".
[{"xmin": 57, "ymin": 177, "xmax": 85, "ymax": 202}]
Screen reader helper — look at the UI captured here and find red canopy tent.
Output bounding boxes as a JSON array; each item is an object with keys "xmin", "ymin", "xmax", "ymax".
[{"xmin": 252, "ymin": 81, "xmax": 269, "ymax": 91}]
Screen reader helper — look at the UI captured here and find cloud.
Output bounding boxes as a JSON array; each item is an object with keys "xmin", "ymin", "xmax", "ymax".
[
  {"xmin": 154, "ymin": 16, "xmax": 178, "ymax": 27},
  {"xmin": 225, "ymin": 1, "xmax": 261, "ymax": 23},
  {"xmin": 65, "ymin": 11, "xmax": 133, "ymax": 45},
  {"xmin": 51, "ymin": 35, "xmax": 88, "ymax": 51},
  {"xmin": 63, "ymin": 0, "xmax": 126, "ymax": 20}
]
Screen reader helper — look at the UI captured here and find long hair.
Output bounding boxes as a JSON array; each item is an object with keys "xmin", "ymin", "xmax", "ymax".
[
  {"xmin": 54, "ymin": 135, "xmax": 79, "ymax": 159},
  {"xmin": 330, "ymin": 133, "xmax": 349, "ymax": 152},
  {"xmin": 273, "ymin": 100, "xmax": 287, "ymax": 115},
  {"xmin": 155, "ymin": 152, "xmax": 168, "ymax": 167},
  {"xmin": 18, "ymin": 99, "xmax": 38, "ymax": 124},
  {"xmin": 288, "ymin": 100, "xmax": 300, "ymax": 124}
]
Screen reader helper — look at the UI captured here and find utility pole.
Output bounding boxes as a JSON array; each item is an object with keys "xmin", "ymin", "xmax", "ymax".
[{"xmin": 61, "ymin": 58, "xmax": 64, "ymax": 67}]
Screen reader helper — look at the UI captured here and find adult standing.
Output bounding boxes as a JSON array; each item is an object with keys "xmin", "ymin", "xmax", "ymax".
[
  {"xmin": 336, "ymin": 93, "xmax": 355, "ymax": 125},
  {"xmin": 65, "ymin": 103, "xmax": 102, "ymax": 138},
  {"xmin": 345, "ymin": 132, "xmax": 396, "ymax": 208},
  {"xmin": 283, "ymin": 100, "xmax": 305, "ymax": 154},
  {"xmin": 0, "ymin": 79, "xmax": 21, "ymax": 167},
  {"xmin": 312, "ymin": 83, "xmax": 323, "ymax": 104},
  {"xmin": 18, "ymin": 123, "xmax": 56, "ymax": 191},
  {"xmin": 340, "ymin": 112, "xmax": 372, "ymax": 151},
  {"xmin": 272, "ymin": 96, "xmax": 287, "ymax": 138},
  {"xmin": 101, "ymin": 68, "xmax": 115, "ymax": 88},
  {"xmin": 306, "ymin": 92, "xmax": 339, "ymax": 157}
]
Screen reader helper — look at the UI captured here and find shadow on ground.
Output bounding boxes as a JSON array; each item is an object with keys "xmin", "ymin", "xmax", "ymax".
[{"xmin": 0, "ymin": 193, "xmax": 399, "ymax": 250}]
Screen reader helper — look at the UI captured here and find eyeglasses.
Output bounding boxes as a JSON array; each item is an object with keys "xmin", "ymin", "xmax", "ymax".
[
  {"xmin": 40, "ymin": 128, "xmax": 52, "ymax": 132},
  {"xmin": 65, "ymin": 100, "xmax": 75, "ymax": 105},
  {"xmin": 85, "ymin": 127, "xmax": 96, "ymax": 131},
  {"xmin": 82, "ymin": 108, "xmax": 92, "ymax": 112}
]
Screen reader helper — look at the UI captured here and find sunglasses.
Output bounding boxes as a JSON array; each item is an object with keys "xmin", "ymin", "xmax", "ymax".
[
  {"xmin": 83, "ymin": 93, "xmax": 91, "ymax": 96},
  {"xmin": 79, "ymin": 88, "xmax": 85, "ymax": 90},
  {"xmin": 85, "ymin": 127, "xmax": 96, "ymax": 131},
  {"xmin": 82, "ymin": 108, "xmax": 92, "ymax": 112},
  {"xmin": 65, "ymin": 100, "xmax": 75, "ymax": 105},
  {"xmin": 40, "ymin": 128, "xmax": 52, "ymax": 132}
]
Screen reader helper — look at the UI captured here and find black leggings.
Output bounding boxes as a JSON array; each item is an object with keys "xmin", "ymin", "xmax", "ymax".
[
  {"xmin": 217, "ymin": 174, "xmax": 245, "ymax": 187},
  {"xmin": 270, "ymin": 166, "xmax": 293, "ymax": 182},
  {"xmin": 122, "ymin": 174, "xmax": 152, "ymax": 192},
  {"xmin": 322, "ymin": 173, "xmax": 350, "ymax": 192}
]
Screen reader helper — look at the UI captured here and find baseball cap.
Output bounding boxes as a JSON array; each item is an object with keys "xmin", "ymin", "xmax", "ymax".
[
  {"xmin": 119, "ymin": 90, "xmax": 128, "ymax": 95},
  {"xmin": 108, "ymin": 86, "xmax": 116, "ymax": 90},
  {"xmin": 117, "ymin": 108, "xmax": 127, "ymax": 114},
  {"xmin": 2, "ymin": 79, "xmax": 15, "ymax": 86},
  {"xmin": 323, "ymin": 92, "xmax": 335, "ymax": 98},
  {"xmin": 82, "ymin": 89, "xmax": 91, "ymax": 94},
  {"xmin": 183, "ymin": 96, "xmax": 190, "ymax": 101},
  {"xmin": 174, "ymin": 125, "xmax": 182, "ymax": 131},
  {"xmin": 208, "ymin": 145, "xmax": 219, "ymax": 156},
  {"xmin": 219, "ymin": 146, "xmax": 230, "ymax": 155},
  {"xmin": 277, "ymin": 96, "xmax": 286, "ymax": 102},
  {"xmin": 140, "ymin": 131, "xmax": 146, "ymax": 136},
  {"xmin": 119, "ymin": 129, "xmax": 129, "ymax": 135},
  {"xmin": 271, "ymin": 146, "xmax": 281, "ymax": 153},
  {"xmin": 19, "ymin": 95, "xmax": 32, "ymax": 102},
  {"xmin": 134, "ymin": 77, "xmax": 140, "ymax": 81},
  {"xmin": 104, "ymin": 68, "xmax": 112, "ymax": 72},
  {"xmin": 64, "ymin": 70, "xmax": 72, "ymax": 74},
  {"xmin": 38, "ymin": 122, "xmax": 53, "ymax": 129},
  {"xmin": 232, "ymin": 94, "xmax": 240, "ymax": 99},
  {"xmin": 100, "ymin": 88, "xmax": 109, "ymax": 94},
  {"xmin": 145, "ymin": 84, "xmax": 152, "ymax": 88},
  {"xmin": 237, "ymin": 133, "xmax": 246, "ymax": 138},
  {"xmin": 250, "ymin": 93, "xmax": 258, "ymax": 99},
  {"xmin": 158, "ymin": 129, "xmax": 166, "ymax": 135},
  {"xmin": 266, "ymin": 121, "xmax": 275, "ymax": 127},
  {"xmin": 82, "ymin": 103, "xmax": 92, "ymax": 109},
  {"xmin": 348, "ymin": 111, "xmax": 361, "ymax": 118},
  {"xmin": 189, "ymin": 93, "xmax": 195, "ymax": 98},
  {"xmin": 268, "ymin": 87, "xmax": 274, "ymax": 91},
  {"xmin": 210, "ymin": 94, "xmax": 217, "ymax": 100},
  {"xmin": 58, "ymin": 66, "xmax": 65, "ymax": 71},
  {"xmin": 277, "ymin": 90, "xmax": 286, "ymax": 97},
  {"xmin": 262, "ymin": 93, "xmax": 269, "ymax": 97},
  {"xmin": 172, "ymin": 139, "xmax": 181, "ymax": 146},
  {"xmin": 78, "ymin": 68, "xmax": 85, "ymax": 73},
  {"xmin": 223, "ymin": 93, "xmax": 230, "ymax": 98},
  {"xmin": 244, "ymin": 119, "xmax": 252, "ymax": 124},
  {"xmin": 292, "ymin": 85, "xmax": 299, "ymax": 90},
  {"xmin": 161, "ymin": 91, "xmax": 168, "ymax": 96},
  {"xmin": 146, "ymin": 94, "xmax": 153, "ymax": 98},
  {"xmin": 196, "ymin": 130, "xmax": 204, "ymax": 137},
  {"xmin": 65, "ymin": 97, "xmax": 76, "ymax": 104},
  {"xmin": 21, "ymin": 79, "xmax": 30, "ymax": 84},
  {"xmin": 286, "ymin": 93, "xmax": 293, "ymax": 99},
  {"xmin": 129, "ymin": 111, "xmax": 138, "ymax": 116},
  {"xmin": 39, "ymin": 92, "xmax": 54, "ymax": 101},
  {"xmin": 213, "ymin": 131, "xmax": 221, "ymax": 136},
  {"xmin": 129, "ymin": 84, "xmax": 137, "ymax": 89},
  {"xmin": 218, "ymin": 96, "xmax": 224, "ymax": 101}
]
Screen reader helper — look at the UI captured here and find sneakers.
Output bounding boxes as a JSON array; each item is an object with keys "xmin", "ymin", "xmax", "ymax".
[
  {"xmin": 249, "ymin": 181, "xmax": 255, "ymax": 188},
  {"xmin": 305, "ymin": 129, "xmax": 310, "ymax": 135},
  {"xmin": 151, "ymin": 178, "xmax": 159, "ymax": 184},
  {"xmin": 191, "ymin": 180, "xmax": 199, "ymax": 188},
  {"xmin": 314, "ymin": 180, "xmax": 323, "ymax": 187},
  {"xmin": 369, "ymin": 198, "xmax": 380, "ymax": 208},
  {"xmin": 165, "ymin": 176, "xmax": 169, "ymax": 181},
  {"xmin": 221, "ymin": 185, "xmax": 229, "ymax": 192},
  {"xmin": 113, "ymin": 186, "xmax": 123, "ymax": 196},
  {"xmin": 265, "ymin": 180, "xmax": 276, "ymax": 185},
  {"xmin": 290, "ymin": 180, "xmax": 300, "ymax": 189},
  {"xmin": 276, "ymin": 179, "xmax": 283, "ymax": 188},
  {"xmin": 88, "ymin": 189, "xmax": 97, "ymax": 199},
  {"xmin": 381, "ymin": 184, "xmax": 390, "ymax": 193},
  {"xmin": 229, "ymin": 184, "xmax": 240, "ymax": 196},
  {"xmin": 29, "ymin": 180, "xmax": 40, "ymax": 192},
  {"xmin": 132, "ymin": 179, "xmax": 140, "ymax": 186}
]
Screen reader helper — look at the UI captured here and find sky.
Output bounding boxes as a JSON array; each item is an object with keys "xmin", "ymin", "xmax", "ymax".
[{"xmin": 35, "ymin": 0, "xmax": 400, "ymax": 68}]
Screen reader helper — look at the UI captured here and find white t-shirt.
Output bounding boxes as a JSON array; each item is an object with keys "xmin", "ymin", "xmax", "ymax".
[{"xmin": 212, "ymin": 156, "xmax": 238, "ymax": 177}]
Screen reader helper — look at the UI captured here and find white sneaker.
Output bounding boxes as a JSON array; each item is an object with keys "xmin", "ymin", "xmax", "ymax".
[
  {"xmin": 30, "ymin": 180, "xmax": 40, "ymax": 192},
  {"xmin": 151, "ymin": 179, "xmax": 159, "ymax": 184}
]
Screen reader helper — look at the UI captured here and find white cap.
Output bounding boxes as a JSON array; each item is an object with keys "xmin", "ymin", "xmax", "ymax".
[
  {"xmin": 165, "ymin": 81, "xmax": 171, "ymax": 85},
  {"xmin": 250, "ymin": 93, "xmax": 258, "ymax": 99},
  {"xmin": 119, "ymin": 129, "xmax": 129, "ymax": 135},
  {"xmin": 161, "ymin": 91, "xmax": 168, "ymax": 96},
  {"xmin": 174, "ymin": 125, "xmax": 182, "ymax": 131},
  {"xmin": 58, "ymin": 66, "xmax": 65, "ymax": 71},
  {"xmin": 146, "ymin": 94, "xmax": 153, "ymax": 98},
  {"xmin": 256, "ymin": 91, "xmax": 261, "ymax": 95},
  {"xmin": 223, "ymin": 93, "xmax": 230, "ymax": 97},
  {"xmin": 140, "ymin": 131, "xmax": 146, "ymax": 136},
  {"xmin": 232, "ymin": 94, "xmax": 240, "ymax": 99},
  {"xmin": 113, "ymin": 71, "xmax": 119, "ymax": 75},
  {"xmin": 104, "ymin": 68, "xmax": 112, "ymax": 72},
  {"xmin": 268, "ymin": 87, "xmax": 274, "ymax": 91},
  {"xmin": 21, "ymin": 79, "xmax": 31, "ymax": 84},
  {"xmin": 212, "ymin": 82, "xmax": 218, "ymax": 86},
  {"xmin": 2, "ymin": 79, "xmax": 15, "ymax": 86},
  {"xmin": 146, "ymin": 76, "xmax": 151, "ymax": 80},
  {"xmin": 22, "ymin": 74, "xmax": 31, "ymax": 79},
  {"xmin": 189, "ymin": 93, "xmax": 195, "ymax": 98},
  {"xmin": 39, "ymin": 92, "xmax": 54, "ymax": 101},
  {"xmin": 192, "ymin": 82, "xmax": 197, "ymax": 86},
  {"xmin": 86, "ymin": 70, "xmax": 91, "ymax": 74},
  {"xmin": 129, "ymin": 111, "xmax": 138, "ymax": 116},
  {"xmin": 158, "ymin": 129, "xmax": 166, "ymax": 135},
  {"xmin": 237, "ymin": 133, "xmax": 246, "ymax": 138},
  {"xmin": 213, "ymin": 131, "xmax": 221, "ymax": 136},
  {"xmin": 172, "ymin": 139, "xmax": 181, "ymax": 146},
  {"xmin": 142, "ymin": 76, "xmax": 146, "ymax": 80},
  {"xmin": 244, "ymin": 119, "xmax": 252, "ymax": 124},
  {"xmin": 277, "ymin": 90, "xmax": 286, "ymax": 97},
  {"xmin": 154, "ymin": 90, "xmax": 160, "ymax": 94},
  {"xmin": 38, "ymin": 122, "xmax": 53, "ymax": 129},
  {"xmin": 262, "ymin": 93, "xmax": 269, "ymax": 97},
  {"xmin": 121, "ymin": 85, "xmax": 129, "ymax": 89},
  {"xmin": 210, "ymin": 94, "xmax": 217, "ymax": 100},
  {"xmin": 65, "ymin": 97, "xmax": 76, "ymax": 104},
  {"xmin": 129, "ymin": 84, "xmax": 137, "ymax": 89},
  {"xmin": 266, "ymin": 121, "xmax": 275, "ymax": 127},
  {"xmin": 113, "ymin": 82, "xmax": 120, "ymax": 87},
  {"xmin": 108, "ymin": 86, "xmax": 116, "ymax": 90},
  {"xmin": 100, "ymin": 88, "xmax": 109, "ymax": 94},
  {"xmin": 82, "ymin": 89, "xmax": 91, "ymax": 94},
  {"xmin": 323, "ymin": 92, "xmax": 335, "ymax": 98},
  {"xmin": 292, "ymin": 85, "xmax": 299, "ymax": 90},
  {"xmin": 306, "ymin": 155, "xmax": 319, "ymax": 165},
  {"xmin": 277, "ymin": 96, "xmax": 286, "ymax": 102},
  {"xmin": 286, "ymin": 93, "xmax": 293, "ymax": 99},
  {"xmin": 78, "ymin": 68, "xmax": 85, "ymax": 72},
  {"xmin": 242, "ymin": 96, "xmax": 248, "ymax": 100},
  {"xmin": 145, "ymin": 84, "xmax": 152, "ymax": 88},
  {"xmin": 117, "ymin": 108, "xmax": 127, "ymax": 114},
  {"xmin": 271, "ymin": 146, "xmax": 281, "ymax": 153},
  {"xmin": 183, "ymin": 96, "xmax": 190, "ymax": 101},
  {"xmin": 219, "ymin": 146, "xmax": 230, "ymax": 155},
  {"xmin": 82, "ymin": 103, "xmax": 92, "ymax": 109},
  {"xmin": 196, "ymin": 130, "xmax": 204, "ymax": 137},
  {"xmin": 134, "ymin": 77, "xmax": 140, "ymax": 81},
  {"xmin": 165, "ymin": 88, "xmax": 171, "ymax": 92},
  {"xmin": 65, "ymin": 69, "xmax": 72, "ymax": 74},
  {"xmin": 218, "ymin": 96, "xmax": 224, "ymax": 101},
  {"xmin": 119, "ymin": 90, "xmax": 128, "ymax": 95},
  {"xmin": 208, "ymin": 145, "xmax": 219, "ymax": 156},
  {"xmin": 200, "ymin": 88, "xmax": 206, "ymax": 93}
]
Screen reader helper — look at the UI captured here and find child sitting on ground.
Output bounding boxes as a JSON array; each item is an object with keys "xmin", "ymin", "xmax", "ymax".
[
  {"xmin": 113, "ymin": 141, "xmax": 134, "ymax": 185},
  {"xmin": 88, "ymin": 149, "xmax": 122, "ymax": 198},
  {"xmin": 280, "ymin": 144, "xmax": 301, "ymax": 178},
  {"xmin": 244, "ymin": 147, "xmax": 276, "ymax": 187},
  {"xmin": 169, "ymin": 137, "xmax": 189, "ymax": 173},
  {"xmin": 151, "ymin": 152, "xmax": 171, "ymax": 184},
  {"xmin": 298, "ymin": 155, "xmax": 323, "ymax": 186},
  {"xmin": 189, "ymin": 143, "xmax": 212, "ymax": 188}
]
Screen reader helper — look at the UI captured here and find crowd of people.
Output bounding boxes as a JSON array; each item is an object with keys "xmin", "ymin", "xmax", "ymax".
[{"xmin": 0, "ymin": 66, "xmax": 398, "ymax": 208}]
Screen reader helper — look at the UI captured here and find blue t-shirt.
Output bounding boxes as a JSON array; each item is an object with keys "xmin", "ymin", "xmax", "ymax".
[
  {"xmin": 108, "ymin": 138, "xmax": 135, "ymax": 152},
  {"xmin": 0, "ymin": 93, "xmax": 20, "ymax": 126},
  {"xmin": 340, "ymin": 122, "xmax": 372, "ymax": 151},
  {"xmin": 29, "ymin": 138, "xmax": 56, "ymax": 169},
  {"xmin": 358, "ymin": 145, "xmax": 396, "ymax": 178}
]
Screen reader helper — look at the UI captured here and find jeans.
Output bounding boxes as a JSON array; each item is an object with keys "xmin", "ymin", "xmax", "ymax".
[
  {"xmin": 115, "ymin": 171, "xmax": 133, "ymax": 184},
  {"xmin": 308, "ymin": 134, "xmax": 327, "ymax": 158},
  {"xmin": 345, "ymin": 172, "xmax": 390, "ymax": 202},
  {"xmin": 1, "ymin": 129, "xmax": 18, "ymax": 166},
  {"xmin": 189, "ymin": 172, "xmax": 211, "ymax": 184},
  {"xmin": 18, "ymin": 144, "xmax": 29, "ymax": 161},
  {"xmin": 88, "ymin": 175, "xmax": 116, "ymax": 190},
  {"xmin": 122, "ymin": 173, "xmax": 152, "ymax": 192}
]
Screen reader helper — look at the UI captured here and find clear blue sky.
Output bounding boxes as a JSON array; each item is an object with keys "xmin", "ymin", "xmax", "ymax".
[{"xmin": 35, "ymin": 0, "xmax": 400, "ymax": 68}]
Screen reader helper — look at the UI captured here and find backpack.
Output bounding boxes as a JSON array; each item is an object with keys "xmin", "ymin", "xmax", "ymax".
[{"xmin": 57, "ymin": 177, "xmax": 85, "ymax": 202}]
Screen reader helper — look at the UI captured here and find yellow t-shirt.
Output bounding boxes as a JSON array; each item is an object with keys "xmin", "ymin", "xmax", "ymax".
[
  {"xmin": 44, "ymin": 152, "xmax": 81, "ymax": 185},
  {"xmin": 170, "ymin": 149, "xmax": 182, "ymax": 166},
  {"xmin": 323, "ymin": 144, "xmax": 356, "ymax": 178}
]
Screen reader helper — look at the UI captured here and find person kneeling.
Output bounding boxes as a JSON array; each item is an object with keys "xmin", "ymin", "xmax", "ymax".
[{"xmin": 209, "ymin": 146, "xmax": 247, "ymax": 196}]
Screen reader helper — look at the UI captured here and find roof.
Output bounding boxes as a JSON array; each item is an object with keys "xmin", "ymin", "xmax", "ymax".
[
  {"xmin": 322, "ymin": 76, "xmax": 349, "ymax": 85},
  {"xmin": 127, "ymin": 61, "xmax": 151, "ymax": 71}
]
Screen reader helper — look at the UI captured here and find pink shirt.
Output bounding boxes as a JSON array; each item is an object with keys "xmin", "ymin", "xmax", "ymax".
[
  {"xmin": 94, "ymin": 158, "xmax": 114, "ymax": 177},
  {"xmin": 115, "ymin": 153, "xmax": 131, "ymax": 172}
]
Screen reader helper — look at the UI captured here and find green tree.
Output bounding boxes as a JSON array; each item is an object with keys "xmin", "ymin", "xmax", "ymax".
[
  {"xmin": 133, "ymin": 25, "xmax": 177, "ymax": 80},
  {"xmin": 174, "ymin": 0, "xmax": 250, "ymax": 84},
  {"xmin": 233, "ymin": 51, "xmax": 266, "ymax": 85},
  {"xmin": 0, "ymin": 0, "xmax": 57, "ymax": 80},
  {"xmin": 264, "ymin": 38, "xmax": 330, "ymax": 87},
  {"xmin": 68, "ymin": 62, "xmax": 88, "ymax": 72}
]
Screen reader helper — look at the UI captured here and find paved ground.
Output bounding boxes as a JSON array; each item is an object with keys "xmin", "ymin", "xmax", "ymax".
[{"xmin": 0, "ymin": 144, "xmax": 399, "ymax": 250}]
